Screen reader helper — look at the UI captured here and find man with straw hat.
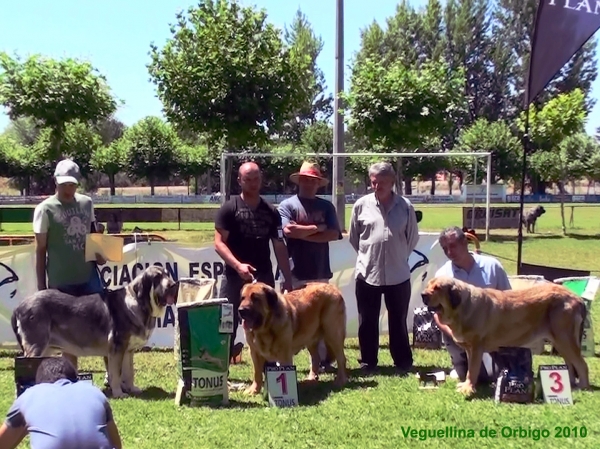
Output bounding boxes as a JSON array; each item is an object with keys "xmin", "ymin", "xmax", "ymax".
[{"xmin": 278, "ymin": 161, "xmax": 343, "ymax": 371}]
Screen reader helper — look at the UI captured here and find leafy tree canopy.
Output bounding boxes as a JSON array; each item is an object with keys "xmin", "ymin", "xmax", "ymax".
[
  {"xmin": 343, "ymin": 57, "xmax": 465, "ymax": 151},
  {"xmin": 0, "ymin": 52, "xmax": 118, "ymax": 159},
  {"xmin": 148, "ymin": 0, "xmax": 310, "ymax": 149}
]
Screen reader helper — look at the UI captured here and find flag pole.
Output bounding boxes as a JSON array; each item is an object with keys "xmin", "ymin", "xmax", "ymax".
[{"xmin": 516, "ymin": 106, "xmax": 530, "ymax": 274}]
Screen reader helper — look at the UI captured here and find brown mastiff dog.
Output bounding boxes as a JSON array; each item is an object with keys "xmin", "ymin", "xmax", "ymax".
[
  {"xmin": 421, "ymin": 276, "xmax": 590, "ymax": 396},
  {"xmin": 238, "ymin": 282, "xmax": 348, "ymax": 395}
]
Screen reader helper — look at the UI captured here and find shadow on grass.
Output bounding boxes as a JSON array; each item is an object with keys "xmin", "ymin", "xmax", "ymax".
[
  {"xmin": 297, "ymin": 377, "xmax": 378, "ymax": 406},
  {"xmin": 487, "ymin": 234, "xmax": 564, "ymax": 243},
  {"xmin": 347, "ymin": 364, "xmax": 448, "ymax": 379},
  {"xmin": 567, "ymin": 233, "xmax": 600, "ymax": 241},
  {"xmin": 136, "ymin": 386, "xmax": 176, "ymax": 401},
  {"xmin": 102, "ymin": 386, "xmax": 177, "ymax": 401}
]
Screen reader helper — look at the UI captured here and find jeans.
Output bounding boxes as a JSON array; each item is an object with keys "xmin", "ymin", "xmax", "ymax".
[
  {"xmin": 355, "ymin": 278, "xmax": 412, "ymax": 369},
  {"xmin": 56, "ymin": 264, "xmax": 104, "ymax": 297}
]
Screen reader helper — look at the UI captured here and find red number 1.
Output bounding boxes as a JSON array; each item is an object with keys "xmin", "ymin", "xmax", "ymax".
[
  {"xmin": 276, "ymin": 372, "xmax": 288, "ymax": 395},
  {"xmin": 550, "ymin": 372, "xmax": 564, "ymax": 393}
]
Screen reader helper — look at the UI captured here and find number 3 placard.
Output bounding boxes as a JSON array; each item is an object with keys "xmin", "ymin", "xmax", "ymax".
[
  {"xmin": 538, "ymin": 365, "xmax": 573, "ymax": 405},
  {"xmin": 265, "ymin": 365, "xmax": 299, "ymax": 408}
]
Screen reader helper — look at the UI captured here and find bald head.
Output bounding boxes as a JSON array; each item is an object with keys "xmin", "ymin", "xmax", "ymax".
[
  {"xmin": 239, "ymin": 162, "xmax": 260, "ymax": 177},
  {"xmin": 237, "ymin": 161, "xmax": 262, "ymax": 197}
]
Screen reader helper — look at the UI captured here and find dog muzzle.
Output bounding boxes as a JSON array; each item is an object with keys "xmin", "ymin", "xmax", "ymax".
[{"xmin": 149, "ymin": 286, "xmax": 164, "ymax": 318}]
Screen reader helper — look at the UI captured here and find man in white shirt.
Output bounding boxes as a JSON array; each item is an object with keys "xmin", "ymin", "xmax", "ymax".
[{"xmin": 348, "ymin": 162, "xmax": 419, "ymax": 374}]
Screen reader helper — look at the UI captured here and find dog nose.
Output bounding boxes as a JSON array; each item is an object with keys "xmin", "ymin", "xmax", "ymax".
[{"xmin": 421, "ymin": 293, "xmax": 430, "ymax": 305}]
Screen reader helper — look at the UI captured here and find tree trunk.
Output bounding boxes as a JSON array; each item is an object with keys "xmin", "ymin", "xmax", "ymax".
[
  {"xmin": 150, "ymin": 178, "xmax": 155, "ymax": 196},
  {"xmin": 404, "ymin": 175, "xmax": 413, "ymax": 195},
  {"xmin": 430, "ymin": 175, "xmax": 436, "ymax": 195},
  {"xmin": 587, "ymin": 177, "xmax": 592, "ymax": 194},
  {"xmin": 109, "ymin": 173, "xmax": 116, "ymax": 196},
  {"xmin": 558, "ymin": 181, "xmax": 567, "ymax": 236},
  {"xmin": 395, "ymin": 158, "xmax": 403, "ymax": 194},
  {"xmin": 447, "ymin": 172, "xmax": 453, "ymax": 195}
]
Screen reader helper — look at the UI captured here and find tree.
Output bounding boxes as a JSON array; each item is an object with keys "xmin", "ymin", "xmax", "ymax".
[
  {"xmin": 90, "ymin": 138, "xmax": 128, "ymax": 196},
  {"xmin": 344, "ymin": 57, "xmax": 465, "ymax": 193},
  {"xmin": 453, "ymin": 118, "xmax": 522, "ymax": 184},
  {"xmin": 281, "ymin": 9, "xmax": 333, "ymax": 143},
  {"xmin": 94, "ymin": 116, "xmax": 126, "ymax": 147},
  {"xmin": 147, "ymin": 0, "xmax": 308, "ymax": 149},
  {"xmin": 0, "ymin": 53, "xmax": 118, "ymax": 162},
  {"xmin": 123, "ymin": 116, "xmax": 181, "ymax": 195},
  {"xmin": 177, "ymin": 144, "xmax": 211, "ymax": 195},
  {"xmin": 33, "ymin": 120, "xmax": 102, "ymax": 179},
  {"xmin": 518, "ymin": 89, "xmax": 587, "ymax": 152},
  {"xmin": 2, "ymin": 117, "xmax": 42, "ymax": 147},
  {"xmin": 0, "ymin": 134, "xmax": 19, "ymax": 177},
  {"xmin": 530, "ymin": 133, "xmax": 597, "ymax": 235}
]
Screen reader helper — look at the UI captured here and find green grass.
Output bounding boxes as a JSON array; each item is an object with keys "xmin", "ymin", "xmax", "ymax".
[{"xmin": 1, "ymin": 204, "xmax": 600, "ymax": 448}]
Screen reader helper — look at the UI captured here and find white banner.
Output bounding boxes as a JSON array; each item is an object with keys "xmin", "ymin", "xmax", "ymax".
[{"xmin": 0, "ymin": 234, "xmax": 446, "ymax": 349}]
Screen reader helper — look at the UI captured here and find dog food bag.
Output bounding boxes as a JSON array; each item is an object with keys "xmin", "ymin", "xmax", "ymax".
[
  {"xmin": 173, "ymin": 278, "xmax": 233, "ymax": 407},
  {"xmin": 494, "ymin": 347, "xmax": 535, "ymax": 404},
  {"xmin": 412, "ymin": 307, "xmax": 442, "ymax": 349},
  {"xmin": 554, "ymin": 276, "xmax": 598, "ymax": 358},
  {"xmin": 173, "ymin": 278, "xmax": 217, "ymax": 369}
]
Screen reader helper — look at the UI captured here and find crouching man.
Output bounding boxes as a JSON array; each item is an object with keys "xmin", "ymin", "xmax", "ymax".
[
  {"xmin": 433, "ymin": 226, "xmax": 512, "ymax": 384},
  {"xmin": 0, "ymin": 357, "xmax": 122, "ymax": 449}
]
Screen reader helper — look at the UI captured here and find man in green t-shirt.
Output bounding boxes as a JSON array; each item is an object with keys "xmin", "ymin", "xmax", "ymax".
[{"xmin": 33, "ymin": 159, "xmax": 106, "ymax": 371}]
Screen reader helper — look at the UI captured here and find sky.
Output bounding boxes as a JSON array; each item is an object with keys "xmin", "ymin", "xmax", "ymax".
[{"xmin": 0, "ymin": 0, "xmax": 598, "ymax": 136}]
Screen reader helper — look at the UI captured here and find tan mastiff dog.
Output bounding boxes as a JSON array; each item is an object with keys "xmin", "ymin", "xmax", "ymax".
[{"xmin": 421, "ymin": 276, "xmax": 589, "ymax": 396}]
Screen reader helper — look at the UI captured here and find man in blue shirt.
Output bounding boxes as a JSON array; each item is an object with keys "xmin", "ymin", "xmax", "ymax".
[
  {"xmin": 279, "ymin": 161, "xmax": 343, "ymax": 370},
  {"xmin": 0, "ymin": 357, "xmax": 122, "ymax": 449},
  {"xmin": 433, "ymin": 226, "xmax": 512, "ymax": 384}
]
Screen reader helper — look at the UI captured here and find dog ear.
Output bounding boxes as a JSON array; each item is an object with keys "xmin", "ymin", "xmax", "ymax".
[
  {"xmin": 165, "ymin": 281, "xmax": 179, "ymax": 305},
  {"xmin": 448, "ymin": 285, "xmax": 462, "ymax": 309},
  {"xmin": 264, "ymin": 286, "xmax": 279, "ymax": 309}
]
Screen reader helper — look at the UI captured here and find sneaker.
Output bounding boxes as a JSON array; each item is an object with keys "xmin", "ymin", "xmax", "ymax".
[
  {"xmin": 103, "ymin": 372, "xmax": 110, "ymax": 387},
  {"xmin": 450, "ymin": 369, "xmax": 459, "ymax": 380}
]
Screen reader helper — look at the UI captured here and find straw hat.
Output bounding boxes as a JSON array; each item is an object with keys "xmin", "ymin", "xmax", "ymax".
[{"xmin": 289, "ymin": 161, "xmax": 329, "ymax": 187}]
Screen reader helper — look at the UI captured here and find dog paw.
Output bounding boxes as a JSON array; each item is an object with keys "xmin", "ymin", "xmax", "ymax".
[
  {"xmin": 333, "ymin": 375, "xmax": 348, "ymax": 387},
  {"xmin": 306, "ymin": 372, "xmax": 319, "ymax": 382},
  {"xmin": 456, "ymin": 381, "xmax": 476, "ymax": 396},
  {"xmin": 243, "ymin": 383, "xmax": 262, "ymax": 396}
]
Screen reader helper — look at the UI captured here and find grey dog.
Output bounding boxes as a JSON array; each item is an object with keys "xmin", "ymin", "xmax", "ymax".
[
  {"xmin": 11, "ymin": 266, "xmax": 179, "ymax": 398},
  {"xmin": 522, "ymin": 205, "xmax": 546, "ymax": 234}
]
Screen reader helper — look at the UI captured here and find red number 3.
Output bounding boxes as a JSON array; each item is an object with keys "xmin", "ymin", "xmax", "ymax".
[{"xmin": 550, "ymin": 372, "xmax": 564, "ymax": 393}]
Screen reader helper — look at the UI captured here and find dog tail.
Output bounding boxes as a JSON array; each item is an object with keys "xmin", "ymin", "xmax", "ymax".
[{"xmin": 11, "ymin": 311, "xmax": 24, "ymax": 353}]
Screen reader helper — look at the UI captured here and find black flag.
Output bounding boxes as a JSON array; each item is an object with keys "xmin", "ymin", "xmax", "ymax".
[{"xmin": 526, "ymin": 0, "xmax": 600, "ymax": 106}]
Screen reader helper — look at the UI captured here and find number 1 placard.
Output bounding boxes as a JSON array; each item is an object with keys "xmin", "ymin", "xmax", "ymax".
[
  {"xmin": 265, "ymin": 365, "xmax": 299, "ymax": 407},
  {"xmin": 538, "ymin": 365, "xmax": 573, "ymax": 405}
]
